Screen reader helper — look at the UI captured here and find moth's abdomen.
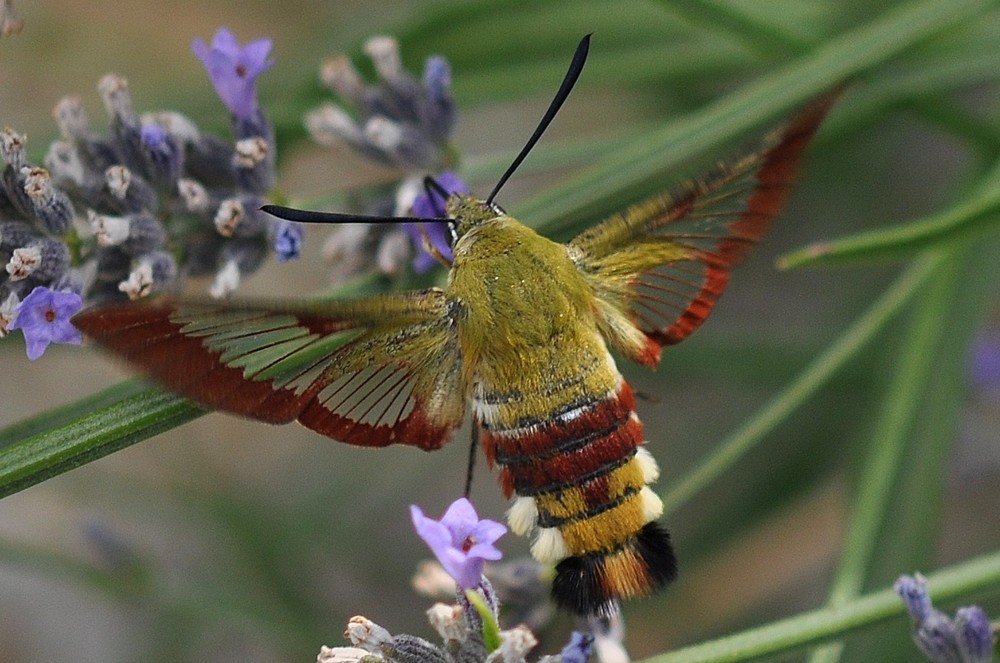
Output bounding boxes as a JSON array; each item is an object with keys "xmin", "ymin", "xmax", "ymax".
[{"xmin": 478, "ymin": 380, "xmax": 677, "ymax": 615}]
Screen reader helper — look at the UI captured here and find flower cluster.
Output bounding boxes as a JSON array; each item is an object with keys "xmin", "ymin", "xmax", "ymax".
[
  {"xmin": 320, "ymin": 613, "xmax": 593, "ymax": 663},
  {"xmin": 306, "ymin": 35, "xmax": 464, "ymax": 277},
  {"xmin": 1, "ymin": 27, "xmax": 302, "ymax": 358},
  {"xmin": 895, "ymin": 573, "xmax": 996, "ymax": 663},
  {"xmin": 318, "ymin": 498, "xmax": 595, "ymax": 663}
]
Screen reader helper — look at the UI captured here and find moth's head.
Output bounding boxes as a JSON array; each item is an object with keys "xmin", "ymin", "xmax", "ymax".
[{"xmin": 447, "ymin": 192, "xmax": 504, "ymax": 238}]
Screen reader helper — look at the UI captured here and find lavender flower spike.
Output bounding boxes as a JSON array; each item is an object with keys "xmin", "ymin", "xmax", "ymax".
[
  {"xmin": 192, "ymin": 27, "xmax": 273, "ymax": 120},
  {"xmin": 895, "ymin": 573, "xmax": 997, "ymax": 663},
  {"xmin": 8, "ymin": 286, "xmax": 83, "ymax": 359},
  {"xmin": 411, "ymin": 498, "xmax": 506, "ymax": 590}
]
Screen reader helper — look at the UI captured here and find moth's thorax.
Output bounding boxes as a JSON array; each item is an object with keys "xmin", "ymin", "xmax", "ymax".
[{"xmin": 446, "ymin": 212, "xmax": 616, "ymax": 429}]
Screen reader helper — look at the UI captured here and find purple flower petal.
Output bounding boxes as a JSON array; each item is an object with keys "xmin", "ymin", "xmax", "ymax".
[
  {"xmin": 193, "ymin": 27, "xmax": 273, "ymax": 120},
  {"xmin": 403, "ymin": 170, "xmax": 468, "ymax": 272},
  {"xmin": 8, "ymin": 286, "xmax": 83, "ymax": 359},
  {"xmin": 273, "ymin": 220, "xmax": 303, "ymax": 262},
  {"xmin": 410, "ymin": 498, "xmax": 506, "ymax": 590}
]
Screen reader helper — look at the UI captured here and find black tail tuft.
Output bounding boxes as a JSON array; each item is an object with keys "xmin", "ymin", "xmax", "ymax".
[
  {"xmin": 637, "ymin": 522, "xmax": 679, "ymax": 586},
  {"xmin": 551, "ymin": 522, "xmax": 678, "ymax": 615}
]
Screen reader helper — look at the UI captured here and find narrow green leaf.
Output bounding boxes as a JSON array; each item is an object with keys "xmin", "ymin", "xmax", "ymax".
[
  {"xmin": 0, "ymin": 385, "xmax": 204, "ymax": 498},
  {"xmin": 640, "ymin": 549, "xmax": 1000, "ymax": 663},
  {"xmin": 778, "ymin": 164, "xmax": 1000, "ymax": 268},
  {"xmin": 660, "ymin": 253, "xmax": 943, "ymax": 516},
  {"xmin": 807, "ymin": 247, "xmax": 962, "ymax": 663},
  {"xmin": 523, "ymin": 0, "xmax": 994, "ymax": 237}
]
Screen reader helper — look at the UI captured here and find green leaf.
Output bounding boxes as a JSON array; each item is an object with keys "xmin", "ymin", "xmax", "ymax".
[
  {"xmin": 660, "ymin": 253, "xmax": 942, "ymax": 516},
  {"xmin": 778, "ymin": 162, "xmax": 1000, "ymax": 268},
  {"xmin": 523, "ymin": 0, "xmax": 997, "ymax": 237},
  {"xmin": 640, "ymin": 550, "xmax": 1000, "ymax": 663},
  {"xmin": 0, "ymin": 381, "xmax": 204, "ymax": 498}
]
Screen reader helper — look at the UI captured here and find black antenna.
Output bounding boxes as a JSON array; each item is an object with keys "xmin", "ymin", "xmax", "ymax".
[
  {"xmin": 486, "ymin": 34, "xmax": 591, "ymax": 205},
  {"xmin": 422, "ymin": 176, "xmax": 451, "ymax": 217},
  {"xmin": 261, "ymin": 204, "xmax": 440, "ymax": 225}
]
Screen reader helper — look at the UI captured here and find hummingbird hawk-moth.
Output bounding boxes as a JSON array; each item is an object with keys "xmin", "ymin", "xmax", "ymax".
[{"xmin": 73, "ymin": 36, "xmax": 835, "ymax": 615}]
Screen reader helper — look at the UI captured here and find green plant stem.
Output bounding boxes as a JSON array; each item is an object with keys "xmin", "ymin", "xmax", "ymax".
[
  {"xmin": 651, "ymin": 0, "xmax": 808, "ymax": 58},
  {"xmin": 0, "ymin": 383, "xmax": 203, "ymax": 498},
  {"xmin": 807, "ymin": 245, "xmax": 964, "ymax": 663},
  {"xmin": 659, "ymin": 253, "xmax": 943, "ymax": 517},
  {"xmin": 640, "ymin": 549, "xmax": 1000, "ymax": 663},
  {"xmin": 778, "ymin": 158, "xmax": 1000, "ymax": 268}
]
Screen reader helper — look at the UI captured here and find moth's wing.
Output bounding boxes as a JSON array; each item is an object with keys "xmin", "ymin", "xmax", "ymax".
[
  {"xmin": 72, "ymin": 289, "xmax": 464, "ymax": 450},
  {"xmin": 569, "ymin": 93, "xmax": 835, "ymax": 366}
]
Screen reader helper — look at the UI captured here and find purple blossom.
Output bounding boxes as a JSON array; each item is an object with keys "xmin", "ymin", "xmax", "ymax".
[
  {"xmin": 403, "ymin": 170, "xmax": 468, "ymax": 272},
  {"xmin": 273, "ymin": 220, "xmax": 303, "ymax": 262},
  {"xmin": 140, "ymin": 122, "xmax": 167, "ymax": 148},
  {"xmin": 192, "ymin": 27, "xmax": 273, "ymax": 120},
  {"xmin": 559, "ymin": 631, "xmax": 594, "ymax": 663},
  {"xmin": 8, "ymin": 286, "xmax": 83, "ymax": 359},
  {"xmin": 410, "ymin": 498, "xmax": 506, "ymax": 590}
]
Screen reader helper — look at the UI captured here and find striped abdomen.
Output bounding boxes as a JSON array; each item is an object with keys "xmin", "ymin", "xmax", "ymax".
[{"xmin": 477, "ymin": 377, "xmax": 678, "ymax": 615}]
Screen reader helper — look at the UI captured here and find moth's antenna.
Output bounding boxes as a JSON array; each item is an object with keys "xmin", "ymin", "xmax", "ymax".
[
  {"xmin": 262, "ymin": 177, "xmax": 455, "ymax": 226},
  {"xmin": 422, "ymin": 176, "xmax": 451, "ymax": 217},
  {"xmin": 261, "ymin": 204, "xmax": 440, "ymax": 225},
  {"xmin": 486, "ymin": 34, "xmax": 591, "ymax": 205}
]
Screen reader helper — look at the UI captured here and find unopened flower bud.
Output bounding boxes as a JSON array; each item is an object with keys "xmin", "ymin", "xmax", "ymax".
[
  {"xmin": 5, "ymin": 238, "xmax": 69, "ymax": 281},
  {"xmin": 345, "ymin": 616, "xmax": 393, "ymax": 653},
  {"xmin": 118, "ymin": 251, "xmax": 176, "ymax": 300},
  {"xmin": 306, "ymin": 104, "xmax": 364, "ymax": 148},
  {"xmin": 140, "ymin": 122, "xmax": 182, "ymax": 185},
  {"xmin": 386, "ymin": 634, "xmax": 447, "ymax": 663},
  {"xmin": 426, "ymin": 603, "xmax": 466, "ymax": 644},
  {"xmin": 420, "ymin": 57, "xmax": 456, "ymax": 141},
  {"xmin": 364, "ymin": 36, "xmax": 403, "ymax": 82},
  {"xmin": 232, "ymin": 135, "xmax": 273, "ymax": 193},
  {"xmin": 954, "ymin": 606, "xmax": 995, "ymax": 663},
  {"xmin": 321, "ymin": 55, "xmax": 365, "ymax": 100},
  {"xmin": 22, "ymin": 166, "xmax": 74, "ymax": 233},
  {"xmin": 52, "ymin": 96, "xmax": 90, "ymax": 141},
  {"xmin": 97, "ymin": 74, "xmax": 136, "ymax": 126},
  {"xmin": 104, "ymin": 165, "xmax": 157, "ymax": 212}
]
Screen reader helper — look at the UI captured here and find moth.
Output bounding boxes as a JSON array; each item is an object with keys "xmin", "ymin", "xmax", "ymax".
[{"xmin": 73, "ymin": 36, "xmax": 835, "ymax": 615}]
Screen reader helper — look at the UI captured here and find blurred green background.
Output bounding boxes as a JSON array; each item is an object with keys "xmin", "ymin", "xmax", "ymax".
[{"xmin": 1, "ymin": 1, "xmax": 999, "ymax": 661}]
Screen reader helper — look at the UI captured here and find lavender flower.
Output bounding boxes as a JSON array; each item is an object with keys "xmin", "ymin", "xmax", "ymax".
[
  {"xmin": 304, "ymin": 36, "xmax": 460, "ymax": 279},
  {"xmin": 192, "ymin": 27, "xmax": 273, "ymax": 122},
  {"xmin": 402, "ymin": 169, "xmax": 467, "ymax": 272},
  {"xmin": 308, "ymin": 36, "xmax": 455, "ymax": 169},
  {"xmin": 1, "ymin": 26, "xmax": 302, "ymax": 358},
  {"xmin": 895, "ymin": 574, "xmax": 996, "ymax": 663},
  {"xmin": 410, "ymin": 498, "xmax": 506, "ymax": 591},
  {"xmin": 557, "ymin": 632, "xmax": 594, "ymax": 663},
  {"xmin": 8, "ymin": 286, "xmax": 83, "ymax": 359},
  {"xmin": 272, "ymin": 219, "xmax": 303, "ymax": 262}
]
